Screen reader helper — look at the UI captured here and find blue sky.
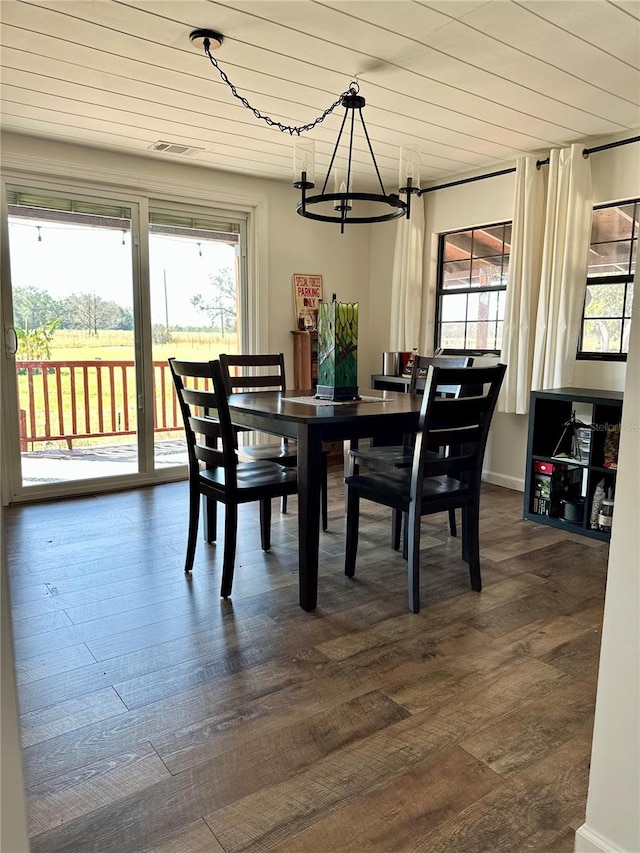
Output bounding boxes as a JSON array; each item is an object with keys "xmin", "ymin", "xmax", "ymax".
[{"xmin": 8, "ymin": 217, "xmax": 236, "ymax": 328}]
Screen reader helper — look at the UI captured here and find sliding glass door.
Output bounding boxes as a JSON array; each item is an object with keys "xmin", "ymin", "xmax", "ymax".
[
  {"xmin": 5, "ymin": 189, "xmax": 141, "ymax": 492},
  {"xmin": 147, "ymin": 204, "xmax": 246, "ymax": 470},
  {"xmin": 3, "ymin": 187, "xmax": 248, "ymax": 499}
]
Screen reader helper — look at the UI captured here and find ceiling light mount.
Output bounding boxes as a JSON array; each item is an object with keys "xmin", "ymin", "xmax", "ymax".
[{"xmin": 189, "ymin": 29, "xmax": 224, "ymax": 52}]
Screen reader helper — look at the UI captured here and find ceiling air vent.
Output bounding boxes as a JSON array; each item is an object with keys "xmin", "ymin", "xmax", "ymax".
[{"xmin": 148, "ymin": 141, "xmax": 204, "ymax": 156}]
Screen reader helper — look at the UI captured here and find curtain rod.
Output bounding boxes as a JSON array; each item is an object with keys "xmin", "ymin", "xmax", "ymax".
[{"xmin": 419, "ymin": 134, "xmax": 640, "ymax": 195}]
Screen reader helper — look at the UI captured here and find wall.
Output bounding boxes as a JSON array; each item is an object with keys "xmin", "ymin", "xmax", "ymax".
[
  {"xmin": 421, "ymin": 135, "xmax": 639, "ymax": 490},
  {"xmin": 575, "ymin": 274, "xmax": 639, "ymax": 853}
]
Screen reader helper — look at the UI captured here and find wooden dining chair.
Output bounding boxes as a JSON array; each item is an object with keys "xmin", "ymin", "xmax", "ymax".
[
  {"xmin": 347, "ymin": 355, "xmax": 474, "ymax": 545},
  {"xmin": 220, "ymin": 352, "xmax": 328, "ymax": 530},
  {"xmin": 169, "ymin": 357, "xmax": 298, "ymax": 599},
  {"xmin": 345, "ymin": 362, "xmax": 506, "ymax": 613}
]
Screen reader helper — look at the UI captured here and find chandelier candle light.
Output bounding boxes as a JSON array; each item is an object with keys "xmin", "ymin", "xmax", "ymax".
[{"xmin": 189, "ymin": 29, "xmax": 422, "ymax": 232}]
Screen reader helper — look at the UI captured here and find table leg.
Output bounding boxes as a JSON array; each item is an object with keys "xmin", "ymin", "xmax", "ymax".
[
  {"xmin": 344, "ymin": 438, "xmax": 359, "ymax": 513},
  {"xmin": 297, "ymin": 424, "xmax": 322, "ymax": 611}
]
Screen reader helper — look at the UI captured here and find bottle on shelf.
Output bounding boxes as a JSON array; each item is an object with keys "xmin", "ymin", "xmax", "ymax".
[
  {"xmin": 597, "ymin": 499, "xmax": 614, "ymax": 532},
  {"xmin": 403, "ymin": 347, "xmax": 418, "ymax": 377}
]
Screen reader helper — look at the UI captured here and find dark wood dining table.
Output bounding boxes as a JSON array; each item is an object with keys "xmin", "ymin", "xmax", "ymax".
[{"xmin": 226, "ymin": 389, "xmax": 423, "ymax": 611}]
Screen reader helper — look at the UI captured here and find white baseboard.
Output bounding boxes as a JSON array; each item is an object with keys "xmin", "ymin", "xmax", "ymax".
[
  {"xmin": 574, "ymin": 824, "xmax": 628, "ymax": 853},
  {"xmin": 482, "ymin": 470, "xmax": 525, "ymax": 492}
]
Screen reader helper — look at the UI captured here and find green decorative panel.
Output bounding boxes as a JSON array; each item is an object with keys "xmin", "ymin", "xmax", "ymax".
[{"xmin": 317, "ymin": 299, "xmax": 359, "ymax": 400}]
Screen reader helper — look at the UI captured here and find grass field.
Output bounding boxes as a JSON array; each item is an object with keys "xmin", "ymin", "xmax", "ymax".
[
  {"xmin": 17, "ymin": 329, "xmax": 240, "ymax": 449},
  {"xmin": 46, "ymin": 329, "xmax": 238, "ymax": 361}
]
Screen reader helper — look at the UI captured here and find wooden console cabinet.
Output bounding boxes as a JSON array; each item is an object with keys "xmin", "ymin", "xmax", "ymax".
[{"xmin": 291, "ymin": 330, "xmax": 318, "ymax": 390}]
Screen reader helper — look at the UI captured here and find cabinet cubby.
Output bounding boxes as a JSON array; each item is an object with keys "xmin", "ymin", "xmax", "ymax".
[{"xmin": 523, "ymin": 387, "xmax": 623, "ymax": 541}]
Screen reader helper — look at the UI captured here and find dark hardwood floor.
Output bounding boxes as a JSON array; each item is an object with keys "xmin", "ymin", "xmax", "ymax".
[{"xmin": 4, "ymin": 469, "xmax": 608, "ymax": 853}]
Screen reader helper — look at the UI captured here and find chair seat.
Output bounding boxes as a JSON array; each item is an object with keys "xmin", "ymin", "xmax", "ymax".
[
  {"xmin": 345, "ymin": 469, "xmax": 467, "ymax": 508},
  {"xmin": 200, "ymin": 460, "xmax": 298, "ymax": 500}
]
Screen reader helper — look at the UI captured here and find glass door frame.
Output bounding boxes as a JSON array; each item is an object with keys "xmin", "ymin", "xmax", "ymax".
[
  {"xmin": 144, "ymin": 197, "xmax": 249, "ymax": 476},
  {"xmin": 1, "ymin": 176, "xmax": 149, "ymax": 503}
]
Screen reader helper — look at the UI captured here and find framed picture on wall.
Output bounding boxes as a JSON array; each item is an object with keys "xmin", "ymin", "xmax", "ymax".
[{"xmin": 293, "ymin": 273, "xmax": 323, "ymax": 330}]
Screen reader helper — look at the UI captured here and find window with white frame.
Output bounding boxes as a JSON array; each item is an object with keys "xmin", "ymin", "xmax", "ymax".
[
  {"xmin": 435, "ymin": 222, "xmax": 511, "ymax": 354},
  {"xmin": 577, "ymin": 199, "xmax": 637, "ymax": 360}
]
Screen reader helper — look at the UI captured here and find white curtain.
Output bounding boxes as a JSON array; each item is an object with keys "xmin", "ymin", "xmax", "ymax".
[
  {"xmin": 389, "ymin": 194, "xmax": 425, "ymax": 350},
  {"xmin": 532, "ymin": 144, "xmax": 593, "ymax": 390},
  {"xmin": 499, "ymin": 156, "xmax": 547, "ymax": 414}
]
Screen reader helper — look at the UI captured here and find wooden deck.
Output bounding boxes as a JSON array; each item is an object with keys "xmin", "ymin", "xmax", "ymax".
[{"xmin": 4, "ymin": 472, "xmax": 608, "ymax": 853}]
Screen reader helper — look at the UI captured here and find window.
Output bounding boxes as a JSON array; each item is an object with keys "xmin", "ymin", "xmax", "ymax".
[
  {"xmin": 577, "ymin": 200, "xmax": 638, "ymax": 360},
  {"xmin": 435, "ymin": 222, "xmax": 510, "ymax": 354}
]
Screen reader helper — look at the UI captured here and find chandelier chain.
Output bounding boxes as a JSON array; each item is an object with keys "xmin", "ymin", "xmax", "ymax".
[{"xmin": 203, "ymin": 42, "xmax": 357, "ymax": 135}]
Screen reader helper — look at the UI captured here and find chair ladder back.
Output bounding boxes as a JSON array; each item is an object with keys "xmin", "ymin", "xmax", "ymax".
[
  {"xmin": 411, "ymin": 355, "xmax": 474, "ymax": 395},
  {"xmin": 412, "ymin": 363, "xmax": 506, "ymax": 489},
  {"xmin": 210, "ymin": 360, "xmax": 244, "ymax": 481},
  {"xmin": 427, "ymin": 395, "xmax": 493, "ymax": 430},
  {"xmin": 169, "ymin": 358, "xmax": 239, "ymax": 484},
  {"xmin": 169, "ymin": 359, "xmax": 219, "ymax": 477},
  {"xmin": 188, "ymin": 414, "xmax": 225, "ymax": 469},
  {"xmin": 220, "ymin": 353, "xmax": 287, "ymax": 395}
]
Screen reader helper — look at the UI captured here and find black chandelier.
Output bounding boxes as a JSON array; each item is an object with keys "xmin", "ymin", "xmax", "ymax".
[{"xmin": 190, "ymin": 29, "xmax": 422, "ymax": 232}]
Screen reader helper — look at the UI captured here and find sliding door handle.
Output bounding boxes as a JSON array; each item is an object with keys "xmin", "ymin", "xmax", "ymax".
[{"xmin": 4, "ymin": 326, "xmax": 18, "ymax": 356}]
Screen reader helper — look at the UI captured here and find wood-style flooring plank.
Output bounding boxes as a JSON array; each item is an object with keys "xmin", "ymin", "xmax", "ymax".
[
  {"xmin": 27, "ymin": 742, "xmax": 171, "ymax": 838},
  {"xmin": 27, "ymin": 690, "xmax": 413, "ymax": 853},
  {"xmin": 200, "ymin": 708, "xmax": 476, "ymax": 853},
  {"xmin": 136, "ymin": 819, "xmax": 225, "ymax": 853},
  {"xmin": 500, "ymin": 612, "xmax": 602, "ymax": 658},
  {"xmin": 11, "ymin": 609, "xmax": 74, "ymax": 640},
  {"xmin": 400, "ymin": 722, "xmax": 594, "ymax": 853},
  {"xmin": 459, "ymin": 677, "xmax": 596, "ymax": 778},
  {"xmin": 384, "ymin": 643, "xmax": 568, "ymax": 719},
  {"xmin": 20, "ymin": 686, "xmax": 128, "ymax": 748},
  {"xmin": 264, "ymin": 746, "xmax": 501, "ymax": 853},
  {"xmin": 15, "ymin": 643, "xmax": 96, "ymax": 686}
]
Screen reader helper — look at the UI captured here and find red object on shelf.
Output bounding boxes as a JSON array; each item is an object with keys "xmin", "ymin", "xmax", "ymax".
[
  {"xmin": 534, "ymin": 461, "xmax": 556, "ymax": 474},
  {"xmin": 399, "ymin": 351, "xmax": 412, "ymax": 374}
]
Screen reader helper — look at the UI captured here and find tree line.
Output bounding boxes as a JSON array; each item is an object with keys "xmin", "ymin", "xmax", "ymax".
[
  {"xmin": 13, "ymin": 267, "xmax": 237, "ymax": 338},
  {"xmin": 13, "ymin": 285, "xmax": 133, "ymax": 334}
]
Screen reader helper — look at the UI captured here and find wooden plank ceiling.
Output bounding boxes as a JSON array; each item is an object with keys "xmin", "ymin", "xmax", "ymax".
[{"xmin": 1, "ymin": 0, "xmax": 639, "ymax": 191}]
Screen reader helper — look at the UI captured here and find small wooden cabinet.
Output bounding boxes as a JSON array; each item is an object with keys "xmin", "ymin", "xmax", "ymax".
[
  {"xmin": 291, "ymin": 330, "xmax": 318, "ymax": 390},
  {"xmin": 523, "ymin": 387, "xmax": 623, "ymax": 541}
]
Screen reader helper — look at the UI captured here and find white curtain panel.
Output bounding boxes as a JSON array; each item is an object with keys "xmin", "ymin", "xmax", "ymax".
[
  {"xmin": 389, "ymin": 194, "xmax": 425, "ymax": 350},
  {"xmin": 499, "ymin": 156, "xmax": 547, "ymax": 414},
  {"xmin": 532, "ymin": 144, "xmax": 593, "ymax": 390}
]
